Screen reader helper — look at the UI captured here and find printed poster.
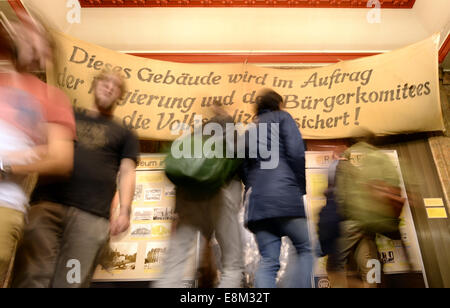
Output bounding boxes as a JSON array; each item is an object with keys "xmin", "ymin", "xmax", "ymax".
[{"xmin": 93, "ymin": 154, "xmax": 198, "ymax": 282}]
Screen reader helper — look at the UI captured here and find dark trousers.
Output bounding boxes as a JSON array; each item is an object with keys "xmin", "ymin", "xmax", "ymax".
[{"xmin": 12, "ymin": 202, "xmax": 109, "ymax": 288}]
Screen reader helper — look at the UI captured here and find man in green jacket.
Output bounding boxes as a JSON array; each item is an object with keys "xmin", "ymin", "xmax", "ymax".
[{"xmin": 327, "ymin": 140, "xmax": 405, "ymax": 288}]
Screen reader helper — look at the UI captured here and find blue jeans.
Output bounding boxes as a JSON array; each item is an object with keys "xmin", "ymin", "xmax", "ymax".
[{"xmin": 251, "ymin": 217, "xmax": 313, "ymax": 288}]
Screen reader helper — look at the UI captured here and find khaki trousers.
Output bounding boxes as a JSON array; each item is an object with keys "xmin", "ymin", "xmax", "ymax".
[{"xmin": 0, "ymin": 207, "xmax": 24, "ymax": 288}]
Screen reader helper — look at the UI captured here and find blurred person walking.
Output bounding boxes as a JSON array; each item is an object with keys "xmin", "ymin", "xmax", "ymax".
[
  {"xmin": 5, "ymin": 14, "xmax": 76, "ymax": 178},
  {"xmin": 326, "ymin": 135, "xmax": 406, "ymax": 288},
  {"xmin": 242, "ymin": 89, "xmax": 312, "ymax": 288},
  {"xmin": 157, "ymin": 104, "xmax": 244, "ymax": 288},
  {"xmin": 12, "ymin": 71, "xmax": 139, "ymax": 288},
  {"xmin": 0, "ymin": 17, "xmax": 76, "ymax": 287}
]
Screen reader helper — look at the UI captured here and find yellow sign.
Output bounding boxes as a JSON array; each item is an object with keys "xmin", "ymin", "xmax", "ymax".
[
  {"xmin": 423, "ymin": 198, "xmax": 445, "ymax": 207},
  {"xmin": 306, "ymin": 170, "xmax": 329, "ymax": 198},
  {"xmin": 305, "ymin": 152, "xmax": 334, "ymax": 168},
  {"xmin": 137, "ymin": 156, "xmax": 166, "ymax": 170},
  {"xmin": 426, "ymin": 207, "xmax": 448, "ymax": 219},
  {"xmin": 137, "ymin": 173, "xmax": 164, "ymax": 184},
  {"xmin": 49, "ymin": 32, "xmax": 444, "ymax": 140}
]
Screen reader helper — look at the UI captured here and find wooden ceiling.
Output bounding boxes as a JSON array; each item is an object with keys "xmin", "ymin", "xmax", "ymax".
[{"xmin": 79, "ymin": 0, "xmax": 416, "ymax": 9}]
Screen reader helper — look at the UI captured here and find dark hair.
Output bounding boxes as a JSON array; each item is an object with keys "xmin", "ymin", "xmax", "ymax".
[
  {"xmin": 0, "ymin": 24, "xmax": 17, "ymax": 62},
  {"xmin": 348, "ymin": 127, "xmax": 378, "ymax": 146},
  {"xmin": 256, "ymin": 89, "xmax": 283, "ymax": 114}
]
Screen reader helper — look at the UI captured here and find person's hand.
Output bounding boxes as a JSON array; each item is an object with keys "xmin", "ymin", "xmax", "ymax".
[
  {"xmin": 0, "ymin": 158, "xmax": 11, "ymax": 181},
  {"xmin": 110, "ymin": 214, "xmax": 130, "ymax": 236}
]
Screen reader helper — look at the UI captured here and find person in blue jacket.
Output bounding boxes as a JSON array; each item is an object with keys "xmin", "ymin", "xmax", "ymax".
[{"xmin": 242, "ymin": 88, "xmax": 312, "ymax": 288}]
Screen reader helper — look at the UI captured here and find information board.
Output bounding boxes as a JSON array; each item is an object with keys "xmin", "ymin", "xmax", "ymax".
[{"xmin": 92, "ymin": 154, "xmax": 198, "ymax": 282}]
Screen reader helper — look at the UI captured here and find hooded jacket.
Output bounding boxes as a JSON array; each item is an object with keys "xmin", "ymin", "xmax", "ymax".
[{"xmin": 242, "ymin": 110, "xmax": 306, "ymax": 229}]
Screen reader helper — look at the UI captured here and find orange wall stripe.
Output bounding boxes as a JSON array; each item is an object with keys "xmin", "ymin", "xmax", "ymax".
[
  {"xmin": 126, "ymin": 52, "xmax": 381, "ymax": 63},
  {"xmin": 439, "ymin": 34, "xmax": 450, "ymax": 64}
]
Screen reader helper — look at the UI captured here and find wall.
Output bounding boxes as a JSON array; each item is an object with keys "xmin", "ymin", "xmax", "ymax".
[
  {"xmin": 414, "ymin": 0, "xmax": 450, "ymax": 45},
  {"xmin": 23, "ymin": 0, "xmax": 433, "ymax": 53}
]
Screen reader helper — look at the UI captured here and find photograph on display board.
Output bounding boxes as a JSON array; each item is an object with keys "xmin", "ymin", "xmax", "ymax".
[
  {"xmin": 100, "ymin": 242, "xmax": 138, "ymax": 272},
  {"xmin": 153, "ymin": 207, "xmax": 175, "ymax": 221},
  {"xmin": 144, "ymin": 242, "xmax": 169, "ymax": 271},
  {"xmin": 144, "ymin": 188, "xmax": 163, "ymax": 202},
  {"xmin": 133, "ymin": 208, "xmax": 154, "ymax": 222},
  {"xmin": 151, "ymin": 223, "xmax": 172, "ymax": 239},
  {"xmin": 130, "ymin": 224, "xmax": 152, "ymax": 238},
  {"xmin": 133, "ymin": 184, "xmax": 143, "ymax": 202},
  {"xmin": 164, "ymin": 184, "xmax": 176, "ymax": 198}
]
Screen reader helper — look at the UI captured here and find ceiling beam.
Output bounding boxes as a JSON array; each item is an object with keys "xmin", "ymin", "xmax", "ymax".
[
  {"xmin": 79, "ymin": 0, "xmax": 416, "ymax": 9},
  {"xmin": 439, "ymin": 34, "xmax": 450, "ymax": 64},
  {"xmin": 12, "ymin": 1, "xmax": 448, "ymax": 65},
  {"xmin": 7, "ymin": 0, "xmax": 28, "ymax": 23}
]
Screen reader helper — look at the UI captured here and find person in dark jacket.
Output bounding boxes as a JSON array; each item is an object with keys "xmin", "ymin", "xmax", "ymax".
[{"xmin": 242, "ymin": 88, "xmax": 312, "ymax": 288}]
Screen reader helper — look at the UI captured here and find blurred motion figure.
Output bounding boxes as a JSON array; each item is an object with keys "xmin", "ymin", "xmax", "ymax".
[
  {"xmin": 0, "ymin": 15, "xmax": 75, "ymax": 287},
  {"xmin": 13, "ymin": 71, "xmax": 139, "ymax": 288},
  {"xmin": 156, "ymin": 103, "xmax": 244, "ymax": 288},
  {"xmin": 327, "ymin": 134, "xmax": 406, "ymax": 288}
]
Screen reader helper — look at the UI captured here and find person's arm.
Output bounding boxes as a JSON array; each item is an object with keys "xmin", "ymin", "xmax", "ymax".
[
  {"xmin": 7, "ymin": 81, "xmax": 76, "ymax": 177},
  {"xmin": 9, "ymin": 123, "xmax": 74, "ymax": 176},
  {"xmin": 110, "ymin": 158, "xmax": 136, "ymax": 236},
  {"xmin": 110, "ymin": 191, "xmax": 120, "ymax": 218}
]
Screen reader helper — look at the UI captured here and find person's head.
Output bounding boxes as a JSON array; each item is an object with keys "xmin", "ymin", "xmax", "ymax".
[
  {"xmin": 211, "ymin": 100, "xmax": 229, "ymax": 118},
  {"xmin": 12, "ymin": 13, "xmax": 54, "ymax": 72},
  {"xmin": 255, "ymin": 88, "xmax": 283, "ymax": 114},
  {"xmin": 349, "ymin": 127, "xmax": 377, "ymax": 146},
  {"xmin": 94, "ymin": 71, "xmax": 126, "ymax": 115}
]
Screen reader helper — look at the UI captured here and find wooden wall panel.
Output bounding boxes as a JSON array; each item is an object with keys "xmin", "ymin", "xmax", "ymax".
[{"xmin": 387, "ymin": 138, "xmax": 450, "ymax": 288}]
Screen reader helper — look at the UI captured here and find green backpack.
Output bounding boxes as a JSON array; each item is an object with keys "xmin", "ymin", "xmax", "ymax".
[
  {"xmin": 164, "ymin": 133, "xmax": 242, "ymax": 195},
  {"xmin": 336, "ymin": 142, "xmax": 404, "ymax": 234}
]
